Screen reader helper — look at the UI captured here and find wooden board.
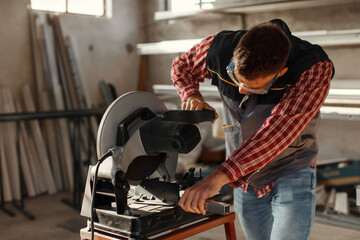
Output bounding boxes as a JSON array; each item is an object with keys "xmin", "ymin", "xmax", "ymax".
[
  {"xmin": 35, "ymin": 15, "xmax": 50, "ymax": 94},
  {"xmin": 334, "ymin": 192, "xmax": 349, "ymax": 215},
  {"xmin": 57, "ymin": 23, "xmax": 97, "ymax": 166},
  {"xmin": 54, "ymin": 16, "xmax": 98, "ymax": 169},
  {"xmin": 66, "ymin": 35, "xmax": 99, "ymax": 136},
  {"xmin": 28, "ymin": 10, "xmax": 46, "ymax": 106},
  {"xmin": 324, "ymin": 188, "xmax": 336, "ymax": 214},
  {"xmin": 38, "ymin": 91, "xmax": 63, "ymax": 191},
  {"xmin": 66, "ymin": 36, "xmax": 98, "ymax": 170},
  {"xmin": 14, "ymin": 101, "xmax": 40, "ymax": 197},
  {"xmin": 52, "ymin": 16, "xmax": 79, "ymax": 109},
  {"xmin": 0, "ymin": 87, "xmax": 13, "ymax": 202},
  {"xmin": 21, "ymin": 121, "xmax": 47, "ymax": 194},
  {"xmin": 64, "ymin": 36, "xmax": 86, "ymax": 109},
  {"xmin": 18, "ymin": 123, "xmax": 37, "ymax": 197},
  {"xmin": 0, "ymin": 132, "xmax": 13, "ymax": 202},
  {"xmin": 22, "ymin": 85, "xmax": 57, "ymax": 194},
  {"xmin": 52, "ymin": 85, "xmax": 74, "ymax": 191},
  {"xmin": 42, "ymin": 20, "xmax": 74, "ymax": 191},
  {"xmin": 42, "ymin": 22, "xmax": 60, "ymax": 89},
  {"xmin": 1, "ymin": 87, "xmax": 21, "ymax": 201}
]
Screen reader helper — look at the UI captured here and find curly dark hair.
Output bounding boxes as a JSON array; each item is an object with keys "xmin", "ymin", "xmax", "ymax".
[{"xmin": 233, "ymin": 21, "xmax": 291, "ymax": 81}]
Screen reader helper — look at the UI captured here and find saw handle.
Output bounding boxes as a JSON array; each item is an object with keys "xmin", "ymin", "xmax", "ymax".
[
  {"xmin": 163, "ymin": 109, "xmax": 216, "ymax": 123},
  {"xmin": 117, "ymin": 107, "xmax": 156, "ymax": 146}
]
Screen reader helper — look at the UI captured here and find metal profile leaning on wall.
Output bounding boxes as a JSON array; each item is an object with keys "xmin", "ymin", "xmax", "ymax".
[{"xmin": 170, "ymin": 19, "xmax": 334, "ymax": 240}]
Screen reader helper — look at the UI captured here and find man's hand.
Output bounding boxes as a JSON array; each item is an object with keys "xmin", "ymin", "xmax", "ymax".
[
  {"xmin": 182, "ymin": 93, "xmax": 218, "ymax": 123},
  {"xmin": 179, "ymin": 170, "xmax": 230, "ymax": 215}
]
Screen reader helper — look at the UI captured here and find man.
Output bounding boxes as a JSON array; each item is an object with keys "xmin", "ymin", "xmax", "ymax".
[{"xmin": 171, "ymin": 19, "xmax": 334, "ymax": 240}]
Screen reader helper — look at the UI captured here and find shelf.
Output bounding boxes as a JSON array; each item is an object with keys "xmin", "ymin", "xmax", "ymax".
[
  {"xmin": 153, "ymin": 80, "xmax": 360, "ymax": 121},
  {"xmin": 137, "ymin": 29, "xmax": 360, "ymax": 56},
  {"xmin": 137, "ymin": 39, "xmax": 203, "ymax": 55},
  {"xmin": 154, "ymin": 0, "xmax": 355, "ymax": 21},
  {"xmin": 296, "ymin": 29, "xmax": 360, "ymax": 48},
  {"xmin": 320, "ymin": 106, "xmax": 360, "ymax": 121}
]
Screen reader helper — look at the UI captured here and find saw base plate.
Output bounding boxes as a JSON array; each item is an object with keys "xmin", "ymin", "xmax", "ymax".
[{"xmin": 95, "ymin": 205, "xmax": 214, "ymax": 239}]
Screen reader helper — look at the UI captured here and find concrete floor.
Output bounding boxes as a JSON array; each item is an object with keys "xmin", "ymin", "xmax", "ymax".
[{"xmin": 1, "ymin": 192, "xmax": 360, "ymax": 240}]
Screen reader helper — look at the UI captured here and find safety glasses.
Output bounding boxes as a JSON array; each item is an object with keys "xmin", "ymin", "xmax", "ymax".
[{"xmin": 226, "ymin": 60, "xmax": 278, "ymax": 95}]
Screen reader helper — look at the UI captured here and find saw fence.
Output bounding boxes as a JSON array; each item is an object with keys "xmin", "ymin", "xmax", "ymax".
[{"xmin": 0, "ymin": 9, "xmax": 112, "ymax": 218}]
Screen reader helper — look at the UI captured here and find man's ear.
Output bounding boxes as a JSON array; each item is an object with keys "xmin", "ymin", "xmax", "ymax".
[{"xmin": 279, "ymin": 67, "xmax": 288, "ymax": 77}]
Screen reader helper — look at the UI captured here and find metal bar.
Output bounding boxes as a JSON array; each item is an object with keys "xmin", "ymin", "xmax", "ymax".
[
  {"xmin": 0, "ymin": 108, "xmax": 106, "ymax": 122},
  {"xmin": 12, "ymin": 201, "xmax": 34, "ymax": 220},
  {"xmin": 62, "ymin": 117, "xmax": 84, "ymax": 211},
  {"xmin": 205, "ymin": 200, "xmax": 230, "ymax": 216},
  {"xmin": 0, "ymin": 160, "xmax": 15, "ymax": 217},
  {"xmin": 14, "ymin": 121, "xmax": 35, "ymax": 219},
  {"xmin": 0, "ymin": 206, "xmax": 15, "ymax": 217}
]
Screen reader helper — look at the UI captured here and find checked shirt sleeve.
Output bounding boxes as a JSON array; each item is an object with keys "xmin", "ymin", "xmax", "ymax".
[
  {"xmin": 218, "ymin": 61, "xmax": 334, "ymax": 188},
  {"xmin": 171, "ymin": 34, "xmax": 215, "ymax": 102}
]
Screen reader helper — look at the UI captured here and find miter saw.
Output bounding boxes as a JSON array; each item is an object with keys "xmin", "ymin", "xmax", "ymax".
[{"xmin": 80, "ymin": 91, "xmax": 230, "ymax": 239}]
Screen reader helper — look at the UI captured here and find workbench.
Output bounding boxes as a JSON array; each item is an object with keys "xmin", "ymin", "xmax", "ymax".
[{"xmin": 80, "ymin": 212, "xmax": 237, "ymax": 240}]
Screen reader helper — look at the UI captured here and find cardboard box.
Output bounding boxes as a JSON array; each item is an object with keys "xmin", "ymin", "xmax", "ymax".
[{"xmin": 317, "ymin": 160, "xmax": 360, "ymax": 187}]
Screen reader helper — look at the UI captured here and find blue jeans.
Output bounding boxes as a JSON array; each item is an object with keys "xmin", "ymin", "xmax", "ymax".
[{"xmin": 234, "ymin": 167, "xmax": 317, "ymax": 240}]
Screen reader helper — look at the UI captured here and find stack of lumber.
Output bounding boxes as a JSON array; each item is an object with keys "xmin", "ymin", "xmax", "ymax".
[
  {"xmin": 0, "ymin": 10, "xmax": 99, "ymax": 203},
  {"xmin": 316, "ymin": 185, "xmax": 360, "ymax": 215}
]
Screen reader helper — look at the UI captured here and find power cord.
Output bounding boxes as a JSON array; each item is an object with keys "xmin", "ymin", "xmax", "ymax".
[{"xmin": 90, "ymin": 149, "xmax": 113, "ymax": 240}]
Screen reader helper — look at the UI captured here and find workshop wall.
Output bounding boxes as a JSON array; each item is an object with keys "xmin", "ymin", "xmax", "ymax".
[
  {"xmin": 0, "ymin": 0, "xmax": 33, "ymax": 101},
  {"xmin": 59, "ymin": 0, "xmax": 146, "ymax": 107},
  {"xmin": 0, "ymin": 0, "xmax": 146, "ymax": 107}
]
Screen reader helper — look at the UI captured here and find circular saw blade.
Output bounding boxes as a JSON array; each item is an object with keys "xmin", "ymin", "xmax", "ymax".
[{"xmin": 96, "ymin": 91, "xmax": 167, "ymax": 158}]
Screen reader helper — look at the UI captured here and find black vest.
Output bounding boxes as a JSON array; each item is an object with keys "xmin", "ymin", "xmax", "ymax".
[
  {"xmin": 206, "ymin": 19, "xmax": 333, "ymax": 104},
  {"xmin": 206, "ymin": 19, "xmax": 334, "ymax": 189}
]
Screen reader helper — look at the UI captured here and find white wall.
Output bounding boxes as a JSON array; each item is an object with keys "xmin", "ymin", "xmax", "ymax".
[
  {"xmin": 317, "ymin": 119, "xmax": 360, "ymax": 161},
  {"xmin": 0, "ymin": 0, "xmax": 33, "ymax": 101}
]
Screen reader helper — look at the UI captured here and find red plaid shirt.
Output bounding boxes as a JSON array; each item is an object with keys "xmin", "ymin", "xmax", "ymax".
[{"xmin": 171, "ymin": 34, "xmax": 333, "ymax": 198}]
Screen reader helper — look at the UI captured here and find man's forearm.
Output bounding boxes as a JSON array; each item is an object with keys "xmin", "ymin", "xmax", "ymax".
[{"xmin": 207, "ymin": 169, "xmax": 231, "ymax": 189}]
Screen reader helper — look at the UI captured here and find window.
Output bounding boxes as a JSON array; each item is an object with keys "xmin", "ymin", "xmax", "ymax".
[
  {"xmin": 169, "ymin": 0, "xmax": 215, "ymax": 12},
  {"xmin": 167, "ymin": 0, "xmax": 292, "ymax": 13},
  {"xmin": 30, "ymin": 0, "xmax": 112, "ymax": 18},
  {"xmin": 157, "ymin": 0, "xmax": 289, "ymax": 21},
  {"xmin": 155, "ymin": 0, "xmax": 215, "ymax": 21}
]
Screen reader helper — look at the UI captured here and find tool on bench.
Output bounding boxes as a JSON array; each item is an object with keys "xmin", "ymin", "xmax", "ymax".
[{"xmin": 80, "ymin": 91, "xmax": 230, "ymax": 239}]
